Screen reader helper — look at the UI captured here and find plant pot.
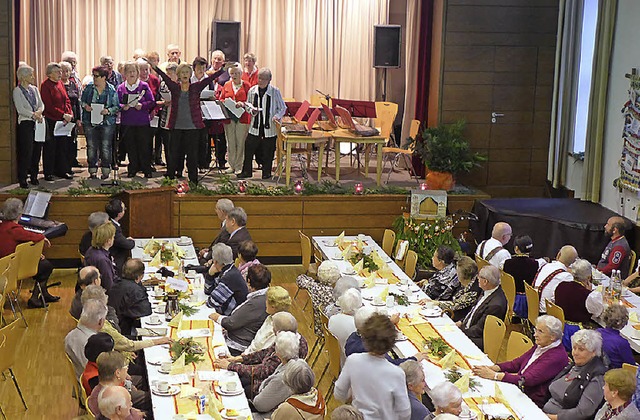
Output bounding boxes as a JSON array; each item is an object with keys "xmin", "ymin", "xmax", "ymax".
[{"xmin": 425, "ymin": 170, "xmax": 455, "ymax": 190}]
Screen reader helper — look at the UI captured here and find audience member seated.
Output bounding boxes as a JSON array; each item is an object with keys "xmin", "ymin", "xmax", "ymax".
[
  {"xmin": 532, "ymin": 245, "xmax": 577, "ymax": 313},
  {"xmin": 400, "ymin": 360, "xmax": 431, "ymax": 420},
  {"xmin": 328, "ymin": 288, "xmax": 362, "ymax": 365},
  {"xmin": 332, "ymin": 405, "xmax": 364, "ymax": 420},
  {"xmin": 105, "ymin": 199, "xmax": 135, "ymax": 276},
  {"xmin": 425, "ymin": 382, "xmax": 463, "ymax": 419},
  {"xmin": 251, "ymin": 331, "xmax": 300, "ymax": 417},
  {"xmin": 503, "ymin": 235, "xmax": 539, "ymax": 318},
  {"xmin": 98, "ymin": 385, "xmax": 134, "ymax": 420},
  {"xmin": 65, "ymin": 299, "xmax": 108, "ymax": 378},
  {"xmin": 420, "ymin": 245, "xmax": 459, "ymax": 300},
  {"xmin": 216, "ymin": 312, "xmax": 308, "ymax": 399},
  {"xmin": 225, "ymin": 207, "xmax": 252, "ymax": 259},
  {"xmin": 199, "ymin": 198, "xmax": 234, "ymax": 264},
  {"xmin": 475, "ymin": 222, "xmax": 512, "ymax": 269},
  {"xmin": 107, "ymin": 258, "xmax": 152, "ymax": 335},
  {"xmin": 82, "ymin": 332, "xmax": 115, "ymax": 395},
  {"xmin": 543, "ymin": 330, "xmax": 606, "ymax": 420},
  {"xmin": 594, "ymin": 368, "xmax": 640, "ymax": 420},
  {"xmin": 79, "ymin": 211, "xmax": 110, "ymax": 256},
  {"xmin": 0, "ymin": 197, "xmax": 58, "ymax": 308},
  {"xmin": 597, "ymin": 304, "xmax": 636, "ymax": 369},
  {"xmin": 555, "ymin": 258, "xmax": 604, "ymax": 349},
  {"xmin": 296, "ymin": 260, "xmax": 342, "ymax": 337},
  {"xmin": 70, "ymin": 266, "xmax": 102, "ymax": 320},
  {"xmin": 430, "ymin": 256, "xmax": 481, "ymax": 322},
  {"xmin": 243, "ymin": 285, "xmax": 292, "ymax": 355},
  {"xmin": 457, "ymin": 265, "xmax": 507, "ymax": 350},
  {"xmin": 238, "ymin": 240, "xmax": 261, "ymax": 279},
  {"xmin": 326, "ymin": 276, "xmax": 360, "ymax": 317},
  {"xmin": 205, "ymin": 243, "xmax": 248, "ymax": 314},
  {"xmin": 210, "ymin": 264, "xmax": 271, "ymax": 355},
  {"xmin": 85, "ymin": 222, "xmax": 118, "ymax": 292},
  {"xmin": 472, "ymin": 315, "xmax": 569, "ymax": 408},
  {"xmin": 271, "ymin": 359, "xmax": 326, "ymax": 420},
  {"xmin": 88, "ymin": 352, "xmax": 145, "ymax": 420},
  {"xmin": 335, "ymin": 313, "xmax": 411, "ymax": 420},
  {"xmin": 598, "ymin": 216, "xmax": 631, "ymax": 277}
]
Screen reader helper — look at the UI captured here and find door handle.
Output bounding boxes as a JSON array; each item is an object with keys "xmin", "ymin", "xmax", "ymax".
[{"xmin": 491, "ymin": 112, "xmax": 504, "ymax": 123}]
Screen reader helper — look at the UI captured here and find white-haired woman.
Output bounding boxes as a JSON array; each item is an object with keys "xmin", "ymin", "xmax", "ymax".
[
  {"xmin": 296, "ymin": 260, "xmax": 342, "ymax": 337},
  {"xmin": 543, "ymin": 329, "xmax": 606, "ymax": 419},
  {"xmin": 60, "ymin": 60, "xmax": 82, "ymax": 171},
  {"xmin": 271, "ymin": 359, "xmax": 325, "ymax": 419},
  {"xmin": 328, "ymin": 288, "xmax": 362, "ymax": 365},
  {"xmin": 221, "ymin": 64, "xmax": 252, "ymax": 174},
  {"xmin": 597, "ymin": 304, "xmax": 636, "ymax": 369},
  {"xmin": 13, "ymin": 65, "xmax": 44, "ymax": 187},
  {"xmin": 326, "ymin": 276, "xmax": 360, "ymax": 317},
  {"xmin": 400, "ymin": 360, "xmax": 430, "ymax": 420},
  {"xmin": 426, "ymin": 381, "xmax": 462, "ymax": 419},
  {"xmin": 472, "ymin": 315, "xmax": 569, "ymax": 408}
]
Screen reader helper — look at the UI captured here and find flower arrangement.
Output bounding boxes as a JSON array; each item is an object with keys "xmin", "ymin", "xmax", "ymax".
[
  {"xmin": 348, "ymin": 251, "xmax": 379, "ymax": 273},
  {"xmin": 444, "ymin": 366, "xmax": 481, "ymax": 392},
  {"xmin": 170, "ymin": 338, "xmax": 205, "ymax": 365},
  {"xmin": 424, "ymin": 336, "xmax": 452, "ymax": 359}
]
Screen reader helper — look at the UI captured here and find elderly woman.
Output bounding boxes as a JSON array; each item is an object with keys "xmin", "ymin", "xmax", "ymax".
[
  {"xmin": 210, "ymin": 264, "xmax": 270, "ymax": 355},
  {"xmin": 430, "ymin": 256, "xmax": 481, "ymax": 322},
  {"xmin": 420, "ymin": 245, "xmax": 459, "ymax": 300},
  {"xmin": 594, "ymin": 368, "xmax": 640, "ymax": 419},
  {"xmin": 40, "ymin": 62, "xmax": 73, "ymax": 181},
  {"xmin": 81, "ymin": 65, "xmax": 120, "ymax": 180},
  {"xmin": 597, "ymin": 304, "xmax": 635, "ymax": 369},
  {"xmin": 555, "ymin": 258, "xmax": 604, "ymax": 350},
  {"xmin": 400, "ymin": 360, "xmax": 430, "ymax": 420},
  {"xmin": 237, "ymin": 67, "xmax": 286, "ymax": 180},
  {"xmin": 472, "ymin": 315, "xmax": 569, "ymax": 407},
  {"xmin": 206, "ymin": 50, "xmax": 231, "ymax": 172},
  {"xmin": 426, "ymin": 381, "xmax": 463, "ymax": 419},
  {"xmin": 328, "ymin": 288, "xmax": 362, "ymax": 365},
  {"xmin": 271, "ymin": 359, "xmax": 325, "ymax": 419},
  {"xmin": 243, "ymin": 285, "xmax": 292, "ymax": 354},
  {"xmin": 60, "ymin": 60, "xmax": 82, "ymax": 172},
  {"xmin": 335, "ymin": 313, "xmax": 411, "ymax": 419},
  {"xmin": 326, "ymin": 276, "xmax": 360, "ymax": 317},
  {"xmin": 251, "ymin": 332, "xmax": 301, "ymax": 417},
  {"xmin": 204, "ymin": 243, "xmax": 248, "ymax": 314},
  {"xmin": 84, "ymin": 222, "xmax": 117, "ymax": 292},
  {"xmin": 116, "ymin": 61, "xmax": 155, "ymax": 178},
  {"xmin": 543, "ymin": 329, "xmax": 606, "ymax": 419},
  {"xmin": 242, "ymin": 53, "xmax": 259, "ymax": 86},
  {"xmin": 220, "ymin": 64, "xmax": 252, "ymax": 174},
  {"xmin": 503, "ymin": 235, "xmax": 539, "ymax": 318},
  {"xmin": 238, "ymin": 240, "xmax": 261, "ymax": 279},
  {"xmin": 157, "ymin": 61, "xmax": 178, "ymax": 171},
  {"xmin": 296, "ymin": 260, "xmax": 342, "ymax": 337},
  {"xmin": 13, "ymin": 65, "xmax": 44, "ymax": 187}
]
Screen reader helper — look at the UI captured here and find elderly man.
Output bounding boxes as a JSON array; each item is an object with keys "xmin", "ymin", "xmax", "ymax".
[
  {"xmin": 79, "ymin": 211, "xmax": 110, "ymax": 255},
  {"xmin": 457, "ymin": 265, "xmax": 507, "ymax": 350},
  {"xmin": 159, "ymin": 44, "xmax": 182, "ymax": 71},
  {"xmin": 225, "ymin": 207, "xmax": 252, "ymax": 259},
  {"xmin": 206, "ymin": 50, "xmax": 231, "ymax": 172},
  {"xmin": 532, "ymin": 245, "xmax": 577, "ymax": 313},
  {"xmin": 205, "ymin": 243, "xmax": 248, "ymax": 314},
  {"xmin": 426, "ymin": 382, "xmax": 463, "ymax": 419},
  {"xmin": 215, "ymin": 311, "xmax": 308, "ymax": 399},
  {"xmin": 598, "ymin": 216, "xmax": 631, "ymax": 277},
  {"xmin": 199, "ymin": 198, "xmax": 234, "ymax": 263},
  {"xmin": 476, "ymin": 222, "xmax": 512, "ymax": 269},
  {"xmin": 98, "ymin": 385, "xmax": 134, "ymax": 420},
  {"xmin": 100, "ymin": 56, "xmax": 123, "ymax": 88},
  {"xmin": 65, "ymin": 299, "xmax": 108, "ymax": 378},
  {"xmin": 108, "ymin": 259, "xmax": 152, "ymax": 335},
  {"xmin": 0, "ymin": 197, "xmax": 57, "ymax": 307},
  {"xmin": 70, "ymin": 266, "xmax": 102, "ymax": 319},
  {"xmin": 105, "ymin": 198, "xmax": 135, "ymax": 275},
  {"xmin": 61, "ymin": 50, "xmax": 82, "ymax": 90}
]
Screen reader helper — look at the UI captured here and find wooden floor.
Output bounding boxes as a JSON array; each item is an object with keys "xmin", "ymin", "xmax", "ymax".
[{"xmin": 0, "ymin": 265, "xmax": 340, "ymax": 419}]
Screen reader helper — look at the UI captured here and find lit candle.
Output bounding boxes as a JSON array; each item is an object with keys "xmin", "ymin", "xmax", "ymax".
[
  {"xmin": 354, "ymin": 183, "xmax": 364, "ymax": 195},
  {"xmin": 294, "ymin": 180, "xmax": 304, "ymax": 194},
  {"xmin": 419, "ymin": 182, "xmax": 428, "ymax": 191},
  {"xmin": 238, "ymin": 181, "xmax": 247, "ymax": 193}
]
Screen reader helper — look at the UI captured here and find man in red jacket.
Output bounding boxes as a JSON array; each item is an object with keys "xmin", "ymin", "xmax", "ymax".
[{"xmin": 0, "ymin": 198, "xmax": 58, "ymax": 307}]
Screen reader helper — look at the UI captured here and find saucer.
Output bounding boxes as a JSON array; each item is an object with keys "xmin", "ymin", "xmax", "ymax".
[
  {"xmin": 176, "ymin": 239, "xmax": 193, "ymax": 246},
  {"xmin": 157, "ymin": 366, "xmax": 171, "ymax": 374},
  {"xmin": 371, "ymin": 301, "xmax": 386, "ymax": 307},
  {"xmin": 151, "ymin": 385, "xmax": 180, "ymax": 396},
  {"xmin": 324, "ymin": 240, "xmax": 338, "ymax": 247},
  {"xmin": 215, "ymin": 385, "xmax": 244, "ymax": 396},
  {"xmin": 148, "ymin": 359, "xmax": 169, "ymax": 366},
  {"xmin": 154, "ymin": 307, "xmax": 166, "ymax": 314},
  {"xmin": 145, "ymin": 319, "xmax": 162, "ymax": 326},
  {"xmin": 420, "ymin": 307, "xmax": 443, "ymax": 317}
]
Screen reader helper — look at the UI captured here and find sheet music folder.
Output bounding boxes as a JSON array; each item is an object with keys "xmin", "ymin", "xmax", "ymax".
[
  {"xmin": 331, "ymin": 98, "xmax": 377, "ymax": 118},
  {"xmin": 23, "ymin": 190, "xmax": 52, "ymax": 219}
]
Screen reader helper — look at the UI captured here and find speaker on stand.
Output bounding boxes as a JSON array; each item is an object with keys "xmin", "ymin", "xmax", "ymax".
[
  {"xmin": 212, "ymin": 20, "xmax": 241, "ymax": 62},
  {"xmin": 373, "ymin": 25, "xmax": 402, "ymax": 101}
]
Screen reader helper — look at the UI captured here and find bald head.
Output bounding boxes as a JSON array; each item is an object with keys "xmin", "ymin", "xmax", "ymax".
[
  {"xmin": 557, "ymin": 245, "xmax": 578, "ymax": 267},
  {"xmin": 491, "ymin": 222, "xmax": 512, "ymax": 245},
  {"xmin": 272, "ymin": 312, "xmax": 298, "ymax": 334},
  {"xmin": 605, "ymin": 216, "xmax": 626, "ymax": 238},
  {"xmin": 79, "ymin": 266, "xmax": 101, "ymax": 288}
]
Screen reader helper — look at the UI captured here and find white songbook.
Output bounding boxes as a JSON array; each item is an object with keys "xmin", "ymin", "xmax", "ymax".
[
  {"xmin": 223, "ymin": 98, "xmax": 245, "ymax": 119},
  {"xmin": 53, "ymin": 121, "xmax": 75, "ymax": 137},
  {"xmin": 200, "ymin": 101, "xmax": 227, "ymax": 120},
  {"xmin": 34, "ymin": 121, "xmax": 46, "ymax": 142},
  {"xmin": 90, "ymin": 104, "xmax": 104, "ymax": 125}
]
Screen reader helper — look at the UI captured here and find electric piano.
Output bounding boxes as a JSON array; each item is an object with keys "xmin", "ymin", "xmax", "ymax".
[{"xmin": 19, "ymin": 215, "xmax": 68, "ymax": 239}]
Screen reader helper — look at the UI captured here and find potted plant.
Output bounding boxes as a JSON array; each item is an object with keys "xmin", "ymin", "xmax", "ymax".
[{"xmin": 413, "ymin": 120, "xmax": 486, "ymax": 190}]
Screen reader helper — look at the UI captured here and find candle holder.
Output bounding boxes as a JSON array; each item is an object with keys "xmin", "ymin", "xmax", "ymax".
[
  {"xmin": 354, "ymin": 183, "xmax": 364, "ymax": 195},
  {"xmin": 419, "ymin": 182, "xmax": 428, "ymax": 191},
  {"xmin": 238, "ymin": 181, "xmax": 247, "ymax": 194},
  {"xmin": 294, "ymin": 180, "xmax": 304, "ymax": 195}
]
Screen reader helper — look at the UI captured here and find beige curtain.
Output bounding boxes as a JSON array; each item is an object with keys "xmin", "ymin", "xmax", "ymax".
[
  {"xmin": 19, "ymin": 0, "xmax": 388, "ymax": 103},
  {"xmin": 582, "ymin": 0, "xmax": 618, "ymax": 202},
  {"xmin": 400, "ymin": 0, "xmax": 421, "ymax": 145},
  {"xmin": 548, "ymin": 0, "xmax": 584, "ymax": 189}
]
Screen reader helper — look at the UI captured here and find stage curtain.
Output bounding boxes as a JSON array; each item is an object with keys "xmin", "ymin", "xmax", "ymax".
[
  {"xmin": 17, "ymin": 0, "xmax": 388, "ymax": 103},
  {"xmin": 548, "ymin": 0, "xmax": 584, "ymax": 190},
  {"xmin": 399, "ymin": 0, "xmax": 421, "ymax": 146},
  {"xmin": 582, "ymin": 0, "xmax": 618, "ymax": 203}
]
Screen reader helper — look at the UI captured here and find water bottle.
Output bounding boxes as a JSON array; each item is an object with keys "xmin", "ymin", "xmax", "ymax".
[{"xmin": 612, "ymin": 270, "xmax": 622, "ymax": 302}]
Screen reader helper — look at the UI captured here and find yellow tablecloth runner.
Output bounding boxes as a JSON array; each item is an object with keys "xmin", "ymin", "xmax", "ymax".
[
  {"xmin": 336, "ymin": 240, "xmax": 400, "ymax": 284},
  {"xmin": 464, "ymin": 396, "xmax": 518, "ymax": 420}
]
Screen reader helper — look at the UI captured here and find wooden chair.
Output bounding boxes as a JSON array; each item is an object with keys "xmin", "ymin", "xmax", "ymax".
[
  {"xmin": 0, "ymin": 319, "xmax": 28, "ymax": 412},
  {"xmin": 299, "ymin": 231, "xmax": 317, "ymax": 276},
  {"xmin": 500, "ymin": 271, "xmax": 516, "ymax": 324},
  {"xmin": 622, "ymin": 363, "xmax": 638, "ymax": 375},
  {"xmin": 524, "ymin": 283, "xmax": 540, "ymax": 336},
  {"xmin": 15, "ymin": 240, "xmax": 47, "ymax": 310},
  {"xmin": 318, "ymin": 321, "xmax": 341, "ymax": 404},
  {"xmin": 404, "ymin": 250, "xmax": 418, "ymax": 280},
  {"xmin": 382, "ymin": 229, "xmax": 396, "ymax": 256},
  {"xmin": 382, "ymin": 119, "xmax": 421, "ymax": 184},
  {"xmin": 545, "ymin": 300, "xmax": 565, "ymax": 329},
  {"xmin": 475, "ymin": 255, "xmax": 490, "ymax": 271},
  {"xmin": 1, "ymin": 254, "xmax": 26, "ymax": 327},
  {"xmin": 65, "ymin": 352, "xmax": 85, "ymax": 414},
  {"xmin": 86, "ymin": 397, "xmax": 95, "ymax": 418},
  {"xmin": 483, "ymin": 315, "xmax": 506, "ymax": 363},
  {"xmin": 629, "ymin": 250, "xmax": 637, "ymax": 275},
  {"xmin": 506, "ymin": 331, "xmax": 534, "ymax": 361}
]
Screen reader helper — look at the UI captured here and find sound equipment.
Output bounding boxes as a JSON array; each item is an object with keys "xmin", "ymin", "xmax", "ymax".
[
  {"xmin": 373, "ymin": 25, "xmax": 401, "ymax": 68},
  {"xmin": 212, "ymin": 20, "xmax": 241, "ymax": 62}
]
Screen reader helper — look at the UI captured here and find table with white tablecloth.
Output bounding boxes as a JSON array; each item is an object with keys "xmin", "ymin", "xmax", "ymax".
[{"xmin": 595, "ymin": 275, "xmax": 640, "ymax": 353}]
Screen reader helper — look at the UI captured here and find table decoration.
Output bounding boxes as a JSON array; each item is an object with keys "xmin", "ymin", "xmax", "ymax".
[{"xmin": 445, "ymin": 367, "xmax": 480, "ymax": 392}]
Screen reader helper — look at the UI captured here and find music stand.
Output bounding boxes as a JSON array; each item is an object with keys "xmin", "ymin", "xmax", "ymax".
[
  {"xmin": 331, "ymin": 99, "xmax": 377, "ymax": 168},
  {"xmin": 285, "ymin": 102, "xmax": 318, "ymax": 121}
]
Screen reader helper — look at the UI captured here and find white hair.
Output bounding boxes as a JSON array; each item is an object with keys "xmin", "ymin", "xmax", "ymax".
[
  {"xmin": 275, "ymin": 331, "xmax": 299, "ymax": 361},
  {"xmin": 283, "ymin": 359, "xmax": 315, "ymax": 394},
  {"xmin": 59, "ymin": 61, "xmax": 72, "ymax": 71},
  {"xmin": 45, "ymin": 62, "xmax": 61, "ymax": 76},
  {"xmin": 429, "ymin": 381, "xmax": 462, "ymax": 409},
  {"xmin": 337, "ymin": 288, "xmax": 362, "ymax": 315},
  {"xmin": 317, "ymin": 261, "xmax": 341, "ymax": 285},
  {"xmin": 210, "ymin": 243, "xmax": 234, "ymax": 266},
  {"xmin": 536, "ymin": 315, "xmax": 564, "ymax": 340},
  {"xmin": 332, "ymin": 276, "xmax": 360, "ymax": 300},
  {"xmin": 228, "ymin": 62, "xmax": 242, "ymax": 76},
  {"xmin": 258, "ymin": 67, "xmax": 272, "ymax": 81},
  {"xmin": 16, "ymin": 65, "xmax": 34, "ymax": 82},
  {"xmin": 79, "ymin": 299, "xmax": 107, "ymax": 326},
  {"xmin": 354, "ymin": 306, "xmax": 377, "ymax": 330},
  {"xmin": 400, "ymin": 360, "xmax": 424, "ymax": 387},
  {"xmin": 61, "ymin": 50, "xmax": 77, "ymax": 61},
  {"xmin": 571, "ymin": 329, "xmax": 603, "ymax": 357},
  {"xmin": 98, "ymin": 385, "xmax": 128, "ymax": 418},
  {"xmin": 479, "ymin": 265, "xmax": 501, "ymax": 286},
  {"xmin": 272, "ymin": 311, "xmax": 298, "ymax": 333},
  {"xmin": 570, "ymin": 258, "xmax": 593, "ymax": 283},
  {"xmin": 215, "ymin": 198, "xmax": 234, "ymax": 213},
  {"xmin": 88, "ymin": 211, "xmax": 109, "ymax": 231}
]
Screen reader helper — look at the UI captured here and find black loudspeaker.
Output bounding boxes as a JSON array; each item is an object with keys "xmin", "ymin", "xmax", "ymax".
[
  {"xmin": 373, "ymin": 25, "xmax": 401, "ymax": 68},
  {"xmin": 212, "ymin": 20, "xmax": 241, "ymax": 62}
]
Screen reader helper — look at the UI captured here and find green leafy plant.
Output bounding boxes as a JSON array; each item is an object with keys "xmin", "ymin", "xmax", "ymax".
[
  {"xmin": 348, "ymin": 251, "xmax": 379, "ymax": 273},
  {"xmin": 425, "ymin": 336, "xmax": 452, "ymax": 359},
  {"xmin": 170, "ymin": 338, "xmax": 205, "ymax": 365},
  {"xmin": 444, "ymin": 366, "xmax": 480, "ymax": 392},
  {"xmin": 178, "ymin": 303, "xmax": 198, "ymax": 317},
  {"xmin": 67, "ymin": 179, "xmax": 145, "ymax": 196},
  {"xmin": 393, "ymin": 214, "xmax": 461, "ymax": 269},
  {"xmin": 390, "ymin": 292, "xmax": 408, "ymax": 306}
]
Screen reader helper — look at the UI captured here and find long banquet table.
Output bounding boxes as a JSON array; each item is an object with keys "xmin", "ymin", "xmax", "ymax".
[
  {"xmin": 313, "ymin": 235, "xmax": 548, "ymax": 419},
  {"xmin": 596, "ymin": 274, "xmax": 640, "ymax": 353},
  {"xmin": 132, "ymin": 238, "xmax": 252, "ymax": 420}
]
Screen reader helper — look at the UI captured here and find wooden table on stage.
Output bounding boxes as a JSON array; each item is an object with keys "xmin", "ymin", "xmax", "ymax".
[
  {"xmin": 278, "ymin": 130, "xmax": 330, "ymax": 186},
  {"xmin": 330, "ymin": 129, "xmax": 386, "ymax": 185}
]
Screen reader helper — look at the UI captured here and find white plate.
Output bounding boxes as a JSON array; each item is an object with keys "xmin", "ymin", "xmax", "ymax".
[
  {"xmin": 331, "ymin": 254, "xmax": 344, "ymax": 260},
  {"xmin": 221, "ymin": 408, "xmax": 247, "ymax": 419},
  {"xmin": 215, "ymin": 385, "xmax": 244, "ymax": 396},
  {"xmin": 341, "ymin": 269, "xmax": 356, "ymax": 275},
  {"xmin": 148, "ymin": 359, "xmax": 169, "ymax": 366},
  {"xmin": 154, "ymin": 307, "xmax": 166, "ymax": 314},
  {"xmin": 176, "ymin": 239, "xmax": 193, "ymax": 246},
  {"xmin": 145, "ymin": 319, "xmax": 162, "ymax": 326},
  {"xmin": 409, "ymin": 284, "xmax": 421, "ymax": 292},
  {"xmin": 142, "ymin": 256, "xmax": 152, "ymax": 262},
  {"xmin": 324, "ymin": 240, "xmax": 338, "ymax": 247},
  {"xmin": 151, "ymin": 385, "xmax": 180, "ymax": 396},
  {"xmin": 371, "ymin": 301, "xmax": 386, "ymax": 307},
  {"xmin": 420, "ymin": 307, "xmax": 443, "ymax": 318},
  {"xmin": 407, "ymin": 296, "xmax": 420, "ymax": 304}
]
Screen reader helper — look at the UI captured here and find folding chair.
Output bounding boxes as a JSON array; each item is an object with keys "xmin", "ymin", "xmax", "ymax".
[
  {"xmin": 483, "ymin": 315, "xmax": 506, "ymax": 363},
  {"xmin": 0, "ymin": 319, "xmax": 28, "ymax": 413},
  {"xmin": 404, "ymin": 250, "xmax": 418, "ymax": 280},
  {"xmin": 506, "ymin": 331, "xmax": 534, "ymax": 360},
  {"xmin": 381, "ymin": 229, "xmax": 396, "ymax": 256},
  {"xmin": 15, "ymin": 240, "xmax": 48, "ymax": 310},
  {"xmin": 0, "ymin": 254, "xmax": 26, "ymax": 327},
  {"xmin": 382, "ymin": 119, "xmax": 421, "ymax": 184},
  {"xmin": 318, "ymin": 321, "xmax": 341, "ymax": 405},
  {"xmin": 500, "ymin": 271, "xmax": 516, "ymax": 324}
]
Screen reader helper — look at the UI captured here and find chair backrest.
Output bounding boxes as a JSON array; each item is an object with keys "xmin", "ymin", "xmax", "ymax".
[
  {"xmin": 630, "ymin": 250, "xmax": 637, "ymax": 274},
  {"xmin": 409, "ymin": 119, "xmax": 421, "ymax": 140},
  {"xmin": 506, "ymin": 331, "xmax": 534, "ymax": 361},
  {"xmin": 404, "ymin": 250, "xmax": 418, "ymax": 280},
  {"xmin": 64, "ymin": 351, "xmax": 82, "ymax": 399},
  {"xmin": 299, "ymin": 231, "xmax": 312, "ymax": 274},
  {"xmin": 382, "ymin": 229, "xmax": 396, "ymax": 256},
  {"xmin": 545, "ymin": 300, "xmax": 565, "ymax": 328},
  {"xmin": 15, "ymin": 240, "xmax": 45, "ymax": 281},
  {"xmin": 86, "ymin": 397, "xmax": 96, "ymax": 418},
  {"xmin": 475, "ymin": 255, "xmax": 490, "ymax": 271},
  {"xmin": 622, "ymin": 362, "xmax": 638, "ymax": 375},
  {"xmin": 0, "ymin": 254, "xmax": 12, "ymax": 277},
  {"xmin": 0, "ymin": 319, "xmax": 23, "ymax": 371},
  {"xmin": 0, "ymin": 254, "xmax": 17, "ymax": 294},
  {"xmin": 524, "ymin": 282, "xmax": 540, "ymax": 327},
  {"xmin": 374, "ymin": 101, "xmax": 399, "ymax": 143},
  {"xmin": 500, "ymin": 271, "xmax": 516, "ymax": 323},
  {"xmin": 483, "ymin": 315, "xmax": 506, "ymax": 363},
  {"xmin": 321, "ymin": 322, "xmax": 342, "ymax": 380}
]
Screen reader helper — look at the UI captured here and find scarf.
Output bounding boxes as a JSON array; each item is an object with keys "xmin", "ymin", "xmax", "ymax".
[
  {"xmin": 252, "ymin": 86, "xmax": 271, "ymax": 130},
  {"xmin": 19, "ymin": 85, "xmax": 37, "ymax": 111}
]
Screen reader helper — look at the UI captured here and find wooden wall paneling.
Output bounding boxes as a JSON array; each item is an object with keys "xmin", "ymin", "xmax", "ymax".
[{"xmin": 0, "ymin": 1, "xmax": 15, "ymax": 185}]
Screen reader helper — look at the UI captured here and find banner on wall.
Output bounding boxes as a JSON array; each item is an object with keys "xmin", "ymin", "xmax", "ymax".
[{"xmin": 619, "ymin": 75, "xmax": 640, "ymax": 192}]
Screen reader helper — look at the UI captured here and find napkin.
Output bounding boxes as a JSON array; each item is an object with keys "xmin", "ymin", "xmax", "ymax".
[
  {"xmin": 379, "ymin": 286, "xmax": 389, "ymax": 302},
  {"xmin": 142, "ymin": 237, "xmax": 157, "ymax": 254},
  {"xmin": 206, "ymin": 391, "xmax": 224, "ymax": 420},
  {"xmin": 342, "ymin": 243, "xmax": 353, "ymax": 258},
  {"xmin": 335, "ymin": 231, "xmax": 345, "ymax": 246},
  {"xmin": 357, "ymin": 236, "xmax": 365, "ymax": 250},
  {"xmin": 168, "ymin": 311, "xmax": 184, "ymax": 328},
  {"xmin": 630, "ymin": 312, "xmax": 639, "ymax": 323},
  {"xmin": 371, "ymin": 250, "xmax": 385, "ymax": 267},
  {"xmin": 170, "ymin": 352, "xmax": 186, "ymax": 374},
  {"xmin": 149, "ymin": 249, "xmax": 162, "ymax": 267},
  {"xmin": 364, "ymin": 273, "xmax": 376, "ymax": 289},
  {"xmin": 495, "ymin": 382, "xmax": 506, "ymax": 402},
  {"xmin": 440, "ymin": 350, "xmax": 457, "ymax": 369},
  {"xmin": 179, "ymin": 384, "xmax": 200, "ymax": 398},
  {"xmin": 353, "ymin": 259, "xmax": 364, "ymax": 273},
  {"xmin": 378, "ymin": 265, "xmax": 394, "ymax": 279},
  {"xmin": 454, "ymin": 372, "xmax": 470, "ymax": 393}
]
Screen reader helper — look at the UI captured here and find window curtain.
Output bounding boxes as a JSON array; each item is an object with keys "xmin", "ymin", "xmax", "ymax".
[
  {"xmin": 399, "ymin": 0, "xmax": 422, "ymax": 146},
  {"xmin": 582, "ymin": 0, "xmax": 618, "ymax": 202},
  {"xmin": 548, "ymin": 0, "xmax": 584, "ymax": 189},
  {"xmin": 17, "ymin": 0, "xmax": 388, "ymax": 102}
]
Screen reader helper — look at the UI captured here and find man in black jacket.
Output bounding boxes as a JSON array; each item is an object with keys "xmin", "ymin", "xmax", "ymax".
[
  {"xmin": 105, "ymin": 198, "xmax": 135, "ymax": 275},
  {"xmin": 224, "ymin": 207, "xmax": 252, "ymax": 260},
  {"xmin": 199, "ymin": 198, "xmax": 234, "ymax": 264},
  {"xmin": 107, "ymin": 258, "xmax": 151, "ymax": 335}
]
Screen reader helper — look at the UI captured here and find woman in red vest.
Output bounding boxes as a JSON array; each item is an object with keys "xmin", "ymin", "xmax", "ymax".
[{"xmin": 220, "ymin": 64, "xmax": 252, "ymax": 175}]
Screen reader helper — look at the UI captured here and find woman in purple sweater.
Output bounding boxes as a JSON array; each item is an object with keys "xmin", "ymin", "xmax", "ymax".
[
  {"xmin": 84, "ymin": 222, "xmax": 117, "ymax": 293},
  {"xmin": 116, "ymin": 62, "xmax": 155, "ymax": 178},
  {"xmin": 472, "ymin": 315, "xmax": 569, "ymax": 407}
]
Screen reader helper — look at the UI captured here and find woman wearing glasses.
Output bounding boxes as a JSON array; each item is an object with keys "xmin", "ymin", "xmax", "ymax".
[{"xmin": 81, "ymin": 66, "xmax": 120, "ymax": 179}]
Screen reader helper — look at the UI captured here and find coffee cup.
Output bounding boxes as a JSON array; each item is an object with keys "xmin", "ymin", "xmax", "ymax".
[
  {"xmin": 373, "ymin": 296, "xmax": 384, "ymax": 305},
  {"xmin": 190, "ymin": 294, "xmax": 199, "ymax": 303},
  {"xmin": 150, "ymin": 315, "xmax": 160, "ymax": 324},
  {"xmin": 386, "ymin": 296, "xmax": 395, "ymax": 308},
  {"xmin": 180, "ymin": 236, "xmax": 189, "ymax": 243},
  {"xmin": 157, "ymin": 380, "xmax": 170, "ymax": 392},
  {"xmin": 217, "ymin": 349, "xmax": 228, "ymax": 358},
  {"xmin": 357, "ymin": 234, "xmax": 366, "ymax": 241},
  {"xmin": 223, "ymin": 381, "xmax": 237, "ymax": 392},
  {"xmin": 423, "ymin": 300, "xmax": 434, "ymax": 309},
  {"xmin": 161, "ymin": 361, "xmax": 172, "ymax": 373},
  {"xmin": 187, "ymin": 270, "xmax": 196, "ymax": 278}
]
